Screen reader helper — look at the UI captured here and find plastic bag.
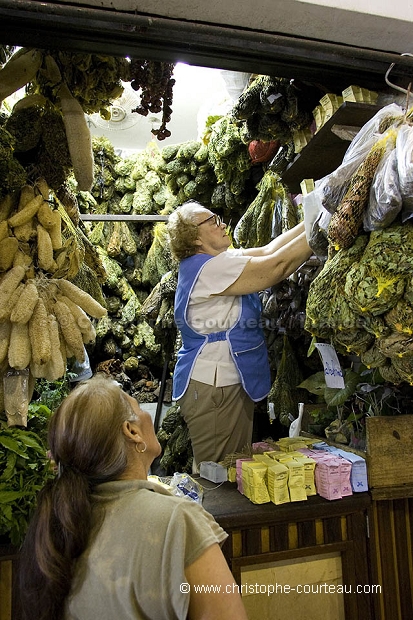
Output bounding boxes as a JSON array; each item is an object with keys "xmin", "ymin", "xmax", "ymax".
[
  {"xmin": 68, "ymin": 347, "xmax": 93, "ymax": 382},
  {"xmin": 169, "ymin": 473, "xmax": 204, "ymax": 504},
  {"xmin": 302, "ymin": 191, "xmax": 331, "ymax": 257},
  {"xmin": 313, "ymin": 103, "xmax": 405, "ymax": 215},
  {"xmin": 364, "ymin": 141, "xmax": 402, "ymax": 231},
  {"xmin": 396, "ymin": 123, "xmax": 413, "ymax": 222},
  {"xmin": 289, "ymin": 403, "xmax": 304, "ymax": 438},
  {"xmin": 4, "ymin": 369, "xmax": 30, "ymax": 427}
]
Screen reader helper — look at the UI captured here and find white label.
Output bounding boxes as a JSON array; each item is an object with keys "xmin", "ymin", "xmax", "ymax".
[{"xmin": 315, "ymin": 343, "xmax": 345, "ymax": 388}]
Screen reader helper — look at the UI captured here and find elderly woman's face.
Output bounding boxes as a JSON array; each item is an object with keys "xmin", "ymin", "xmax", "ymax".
[{"xmin": 194, "ymin": 209, "xmax": 230, "ymax": 254}]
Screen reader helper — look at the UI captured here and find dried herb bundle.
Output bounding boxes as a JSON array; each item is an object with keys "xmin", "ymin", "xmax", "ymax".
[{"xmin": 129, "ymin": 59, "xmax": 175, "ymax": 140}]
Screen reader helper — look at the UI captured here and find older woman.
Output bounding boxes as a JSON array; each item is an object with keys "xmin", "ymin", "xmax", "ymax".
[
  {"xmin": 19, "ymin": 374, "xmax": 247, "ymax": 620},
  {"xmin": 167, "ymin": 201, "xmax": 312, "ymax": 470}
]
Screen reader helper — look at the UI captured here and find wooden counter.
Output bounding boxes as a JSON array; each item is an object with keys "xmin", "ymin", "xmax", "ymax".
[
  {"xmin": 201, "ymin": 480, "xmax": 372, "ymax": 620},
  {"xmin": 0, "ymin": 542, "xmax": 20, "ymax": 620},
  {"xmin": 2, "ymin": 484, "xmax": 412, "ymax": 620}
]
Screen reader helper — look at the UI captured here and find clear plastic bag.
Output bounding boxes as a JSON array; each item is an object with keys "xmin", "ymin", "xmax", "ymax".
[
  {"xmin": 313, "ymin": 103, "xmax": 405, "ymax": 215},
  {"xmin": 303, "ymin": 191, "xmax": 331, "ymax": 258},
  {"xmin": 289, "ymin": 403, "xmax": 304, "ymax": 438},
  {"xmin": 169, "ymin": 473, "xmax": 204, "ymax": 504},
  {"xmin": 364, "ymin": 135, "xmax": 402, "ymax": 231},
  {"xmin": 396, "ymin": 123, "xmax": 413, "ymax": 222},
  {"xmin": 4, "ymin": 369, "xmax": 30, "ymax": 427}
]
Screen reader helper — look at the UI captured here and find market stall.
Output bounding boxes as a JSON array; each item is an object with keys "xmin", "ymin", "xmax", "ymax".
[{"xmin": 1, "ymin": 3, "xmax": 413, "ymax": 620}]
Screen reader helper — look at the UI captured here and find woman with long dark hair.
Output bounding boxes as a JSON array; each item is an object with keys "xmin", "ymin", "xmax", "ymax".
[{"xmin": 19, "ymin": 374, "xmax": 247, "ymax": 620}]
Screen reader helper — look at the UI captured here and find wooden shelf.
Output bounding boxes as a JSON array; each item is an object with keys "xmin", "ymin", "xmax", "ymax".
[{"xmin": 281, "ymin": 102, "xmax": 382, "ymax": 193}]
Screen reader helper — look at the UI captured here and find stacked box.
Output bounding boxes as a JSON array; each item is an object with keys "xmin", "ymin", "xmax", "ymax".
[
  {"xmin": 313, "ymin": 454, "xmax": 343, "ymax": 500},
  {"xmin": 235, "ymin": 458, "xmax": 253, "ymax": 495},
  {"xmin": 311, "ymin": 442, "xmax": 368, "ymax": 493},
  {"xmin": 293, "ymin": 454, "xmax": 317, "ymax": 496},
  {"xmin": 241, "ymin": 461, "xmax": 270, "ymax": 504}
]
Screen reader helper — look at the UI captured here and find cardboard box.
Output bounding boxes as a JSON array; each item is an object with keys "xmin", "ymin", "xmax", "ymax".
[
  {"xmin": 366, "ymin": 415, "xmax": 413, "ymax": 498},
  {"xmin": 342, "ymin": 85, "xmax": 363, "ymax": 102}
]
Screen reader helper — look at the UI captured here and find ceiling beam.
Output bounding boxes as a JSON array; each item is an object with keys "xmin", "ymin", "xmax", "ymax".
[{"xmin": 1, "ymin": 0, "xmax": 413, "ymax": 91}]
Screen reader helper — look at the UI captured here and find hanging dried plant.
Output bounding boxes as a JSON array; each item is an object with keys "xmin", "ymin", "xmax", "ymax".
[{"xmin": 129, "ymin": 59, "xmax": 175, "ymax": 140}]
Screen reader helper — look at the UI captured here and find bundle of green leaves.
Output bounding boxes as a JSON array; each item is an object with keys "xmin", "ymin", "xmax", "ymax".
[
  {"xmin": 0, "ymin": 376, "xmax": 72, "ymax": 546},
  {"xmin": 0, "ymin": 421, "xmax": 52, "ymax": 546}
]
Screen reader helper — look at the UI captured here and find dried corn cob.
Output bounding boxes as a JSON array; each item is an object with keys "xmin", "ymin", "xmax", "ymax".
[
  {"xmin": 37, "ymin": 224, "xmax": 56, "ymax": 272},
  {"xmin": 47, "ymin": 211, "xmax": 62, "ymax": 250},
  {"xmin": 14, "ymin": 218, "xmax": 36, "ymax": 242},
  {"xmin": 13, "ymin": 248, "xmax": 33, "ymax": 270},
  {"xmin": 53, "ymin": 299, "xmax": 85, "ymax": 362},
  {"xmin": 0, "ymin": 283, "xmax": 25, "ymax": 321},
  {"xmin": 35, "ymin": 178, "xmax": 51, "ymax": 201},
  {"xmin": 0, "ymin": 194, "xmax": 16, "ymax": 222},
  {"xmin": 55, "ymin": 278, "xmax": 107, "ymax": 318},
  {"xmin": 43, "ymin": 314, "xmax": 66, "ymax": 381},
  {"xmin": 8, "ymin": 321, "xmax": 31, "ymax": 370},
  {"xmin": 0, "ymin": 237, "xmax": 19, "ymax": 271},
  {"xmin": 37, "ymin": 201, "xmax": 55, "ymax": 229},
  {"xmin": 8, "ymin": 194, "xmax": 43, "ymax": 228},
  {"xmin": 10, "ymin": 281, "xmax": 39, "ymax": 324},
  {"xmin": 0, "ymin": 221, "xmax": 9, "ymax": 242},
  {"xmin": 29, "ymin": 298, "xmax": 52, "ymax": 366},
  {"xmin": 0, "ymin": 321, "xmax": 11, "ymax": 364},
  {"xmin": 57, "ymin": 294, "xmax": 96, "ymax": 344},
  {"xmin": 18, "ymin": 185, "xmax": 35, "ymax": 208},
  {"xmin": 0, "ymin": 266, "xmax": 26, "ymax": 316}
]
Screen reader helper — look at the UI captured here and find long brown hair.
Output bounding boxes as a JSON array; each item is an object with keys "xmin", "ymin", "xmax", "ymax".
[{"xmin": 19, "ymin": 374, "xmax": 135, "ymax": 620}]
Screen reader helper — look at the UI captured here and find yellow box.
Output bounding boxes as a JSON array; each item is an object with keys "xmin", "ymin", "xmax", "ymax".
[
  {"xmin": 300, "ymin": 179, "xmax": 315, "ymax": 196},
  {"xmin": 369, "ymin": 90, "xmax": 378, "ymax": 104},
  {"xmin": 361, "ymin": 88, "xmax": 371, "ymax": 103},
  {"xmin": 342, "ymin": 85, "xmax": 363, "ymax": 102},
  {"xmin": 267, "ymin": 462, "xmax": 290, "ymax": 505},
  {"xmin": 320, "ymin": 93, "xmax": 335, "ymax": 107},
  {"xmin": 312, "ymin": 105, "xmax": 325, "ymax": 131},
  {"xmin": 241, "ymin": 461, "xmax": 270, "ymax": 504},
  {"xmin": 227, "ymin": 466, "xmax": 237, "ymax": 483},
  {"xmin": 292, "ymin": 129, "xmax": 303, "ymax": 154},
  {"xmin": 286, "ymin": 461, "xmax": 307, "ymax": 502}
]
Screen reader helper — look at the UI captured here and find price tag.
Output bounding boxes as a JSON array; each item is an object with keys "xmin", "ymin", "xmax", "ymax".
[{"xmin": 315, "ymin": 343, "xmax": 345, "ymax": 388}]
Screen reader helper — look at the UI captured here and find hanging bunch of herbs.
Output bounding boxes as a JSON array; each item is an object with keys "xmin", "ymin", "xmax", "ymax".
[
  {"xmin": 129, "ymin": 58, "xmax": 175, "ymax": 140},
  {"xmin": 0, "ymin": 375, "xmax": 73, "ymax": 545},
  {"xmin": 0, "ymin": 423, "xmax": 52, "ymax": 545},
  {"xmin": 29, "ymin": 51, "xmax": 130, "ymax": 118}
]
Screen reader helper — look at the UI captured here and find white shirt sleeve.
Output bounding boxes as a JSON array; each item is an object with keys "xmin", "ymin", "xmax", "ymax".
[
  {"xmin": 194, "ymin": 249, "xmax": 250, "ymax": 297},
  {"xmin": 187, "ymin": 250, "xmax": 251, "ymax": 387}
]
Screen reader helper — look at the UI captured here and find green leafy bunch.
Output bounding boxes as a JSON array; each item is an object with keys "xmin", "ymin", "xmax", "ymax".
[
  {"xmin": 0, "ymin": 422, "xmax": 53, "ymax": 546},
  {"xmin": 298, "ymin": 364, "xmax": 405, "ymax": 443},
  {"xmin": 0, "ymin": 376, "xmax": 72, "ymax": 546}
]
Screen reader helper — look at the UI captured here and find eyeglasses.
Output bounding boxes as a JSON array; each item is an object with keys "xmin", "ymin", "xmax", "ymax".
[{"xmin": 197, "ymin": 214, "xmax": 223, "ymax": 228}]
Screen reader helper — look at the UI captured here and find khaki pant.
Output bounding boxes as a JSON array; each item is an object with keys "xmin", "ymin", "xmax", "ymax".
[{"xmin": 179, "ymin": 379, "xmax": 254, "ymax": 470}]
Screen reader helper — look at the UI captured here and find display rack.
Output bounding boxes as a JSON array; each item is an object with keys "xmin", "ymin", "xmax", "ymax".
[
  {"xmin": 281, "ymin": 102, "xmax": 382, "ymax": 193},
  {"xmin": 79, "ymin": 214, "xmax": 169, "ymax": 221}
]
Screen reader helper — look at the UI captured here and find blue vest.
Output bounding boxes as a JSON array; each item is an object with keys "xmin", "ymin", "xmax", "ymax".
[{"xmin": 172, "ymin": 253, "xmax": 271, "ymax": 402}]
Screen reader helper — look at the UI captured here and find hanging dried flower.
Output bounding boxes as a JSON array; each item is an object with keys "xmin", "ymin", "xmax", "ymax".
[{"xmin": 129, "ymin": 59, "xmax": 175, "ymax": 140}]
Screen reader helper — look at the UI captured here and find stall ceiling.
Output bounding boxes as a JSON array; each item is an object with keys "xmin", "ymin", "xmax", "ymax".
[
  {"xmin": 53, "ymin": 0, "xmax": 413, "ymax": 57},
  {"xmin": 2, "ymin": 0, "xmax": 413, "ymax": 153},
  {"xmin": 1, "ymin": 0, "xmax": 413, "ymax": 93}
]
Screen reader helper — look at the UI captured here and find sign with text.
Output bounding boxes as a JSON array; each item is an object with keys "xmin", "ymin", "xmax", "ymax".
[{"xmin": 315, "ymin": 343, "xmax": 345, "ymax": 389}]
